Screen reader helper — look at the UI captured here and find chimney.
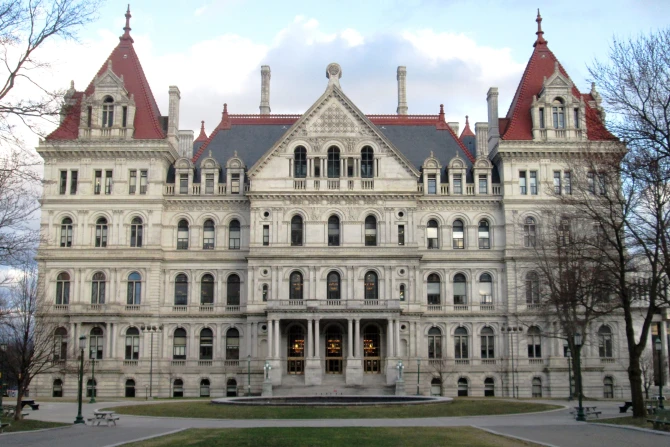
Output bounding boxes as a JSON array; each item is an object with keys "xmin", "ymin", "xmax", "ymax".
[
  {"xmin": 178, "ymin": 130, "xmax": 194, "ymax": 158},
  {"xmin": 486, "ymin": 87, "xmax": 500, "ymax": 153},
  {"xmin": 259, "ymin": 65, "xmax": 271, "ymax": 114},
  {"xmin": 475, "ymin": 122, "xmax": 489, "ymax": 158},
  {"xmin": 396, "ymin": 66, "xmax": 408, "ymax": 115},
  {"xmin": 168, "ymin": 86, "xmax": 181, "ymax": 144},
  {"xmin": 447, "ymin": 122, "xmax": 459, "ymax": 135}
]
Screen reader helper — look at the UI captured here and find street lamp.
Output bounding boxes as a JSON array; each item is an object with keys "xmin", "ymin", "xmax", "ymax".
[
  {"xmin": 141, "ymin": 325, "xmax": 161, "ymax": 398},
  {"xmin": 396, "ymin": 360, "xmax": 404, "ymax": 381},
  {"xmin": 0, "ymin": 343, "xmax": 7, "ymax": 421},
  {"xmin": 264, "ymin": 361, "xmax": 272, "ymax": 380},
  {"xmin": 74, "ymin": 335, "xmax": 86, "ymax": 424},
  {"xmin": 574, "ymin": 332, "xmax": 585, "ymax": 422},
  {"xmin": 655, "ymin": 337, "xmax": 665, "ymax": 409},
  {"xmin": 89, "ymin": 348, "xmax": 96, "ymax": 404},
  {"xmin": 416, "ymin": 358, "xmax": 421, "ymax": 395},
  {"xmin": 247, "ymin": 355, "xmax": 252, "ymax": 396},
  {"xmin": 566, "ymin": 345, "xmax": 573, "ymax": 401}
]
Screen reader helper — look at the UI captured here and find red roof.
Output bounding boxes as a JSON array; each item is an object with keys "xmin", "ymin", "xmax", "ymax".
[
  {"xmin": 195, "ymin": 121, "xmax": 208, "ymax": 142},
  {"xmin": 460, "ymin": 115, "xmax": 475, "ymax": 139}
]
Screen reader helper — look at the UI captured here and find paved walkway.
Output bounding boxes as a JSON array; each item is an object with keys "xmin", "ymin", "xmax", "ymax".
[{"xmin": 1, "ymin": 399, "xmax": 667, "ymax": 447}]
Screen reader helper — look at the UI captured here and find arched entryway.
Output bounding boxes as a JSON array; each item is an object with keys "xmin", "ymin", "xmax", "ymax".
[
  {"xmin": 125, "ymin": 379, "xmax": 136, "ymax": 398},
  {"xmin": 287, "ymin": 325, "xmax": 305, "ymax": 374},
  {"xmin": 226, "ymin": 378, "xmax": 238, "ymax": 397},
  {"xmin": 325, "ymin": 325, "xmax": 343, "ymax": 374},
  {"xmin": 363, "ymin": 325, "xmax": 381, "ymax": 373}
]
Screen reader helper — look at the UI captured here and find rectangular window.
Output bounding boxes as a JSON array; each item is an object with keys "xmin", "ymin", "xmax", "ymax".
[
  {"xmin": 122, "ymin": 106, "xmax": 128, "ymax": 127},
  {"xmin": 563, "ymin": 171, "xmax": 571, "ymax": 195},
  {"xmin": 69, "ymin": 170, "xmax": 78, "ymax": 195},
  {"xmin": 530, "ymin": 171, "xmax": 537, "ymax": 195},
  {"xmin": 478, "ymin": 174, "xmax": 487, "ymax": 194},
  {"xmin": 347, "ymin": 159, "xmax": 354, "ymax": 177},
  {"xmin": 129, "ymin": 170, "xmax": 137, "ymax": 194},
  {"xmin": 140, "ymin": 170, "xmax": 148, "ymax": 194},
  {"xmin": 231, "ymin": 174, "xmax": 240, "ymax": 194},
  {"xmin": 59, "ymin": 171, "xmax": 67, "ymax": 194},
  {"xmin": 574, "ymin": 109, "xmax": 580, "ymax": 129},
  {"xmin": 398, "ymin": 225, "xmax": 405, "ymax": 246},
  {"xmin": 553, "ymin": 171, "xmax": 561, "ymax": 195},
  {"xmin": 587, "ymin": 172, "xmax": 595, "ymax": 194},
  {"xmin": 179, "ymin": 174, "xmax": 188, "ymax": 194},
  {"xmin": 598, "ymin": 173, "xmax": 607, "ymax": 196},
  {"xmin": 86, "ymin": 106, "xmax": 92, "ymax": 128},
  {"xmin": 519, "ymin": 171, "xmax": 527, "ymax": 195},
  {"xmin": 452, "ymin": 174, "xmax": 462, "ymax": 194},
  {"xmin": 263, "ymin": 225, "xmax": 269, "ymax": 246},
  {"xmin": 427, "ymin": 175, "xmax": 436, "ymax": 194},
  {"xmin": 94, "ymin": 170, "xmax": 102, "ymax": 194},
  {"xmin": 314, "ymin": 161, "xmax": 321, "ymax": 178},
  {"xmin": 539, "ymin": 108, "xmax": 545, "ymax": 129},
  {"xmin": 105, "ymin": 170, "xmax": 113, "ymax": 194},
  {"xmin": 205, "ymin": 174, "xmax": 214, "ymax": 194}
]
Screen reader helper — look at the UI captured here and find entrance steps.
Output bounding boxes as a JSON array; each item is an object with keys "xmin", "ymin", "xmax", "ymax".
[{"xmin": 274, "ymin": 373, "xmax": 393, "ymax": 396}]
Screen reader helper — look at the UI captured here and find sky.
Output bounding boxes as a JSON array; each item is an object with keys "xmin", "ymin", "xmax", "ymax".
[{"xmin": 12, "ymin": 0, "xmax": 670, "ymax": 147}]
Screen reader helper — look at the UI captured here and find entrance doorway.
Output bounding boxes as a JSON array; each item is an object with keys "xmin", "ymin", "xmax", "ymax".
[
  {"xmin": 287, "ymin": 325, "xmax": 305, "ymax": 374},
  {"xmin": 363, "ymin": 325, "xmax": 381, "ymax": 373},
  {"xmin": 325, "ymin": 327, "xmax": 343, "ymax": 374}
]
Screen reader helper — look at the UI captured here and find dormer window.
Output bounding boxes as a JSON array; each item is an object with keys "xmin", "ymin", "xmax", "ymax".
[
  {"xmin": 294, "ymin": 146, "xmax": 307, "ymax": 178},
  {"xmin": 327, "ymin": 146, "xmax": 340, "ymax": 178},
  {"xmin": 102, "ymin": 96, "xmax": 114, "ymax": 128},
  {"xmin": 552, "ymin": 98, "xmax": 565, "ymax": 129},
  {"xmin": 539, "ymin": 108, "xmax": 545, "ymax": 128}
]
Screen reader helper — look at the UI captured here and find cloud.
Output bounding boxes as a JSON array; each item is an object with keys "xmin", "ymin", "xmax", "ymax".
[{"xmin": 194, "ymin": 5, "xmax": 208, "ymax": 17}]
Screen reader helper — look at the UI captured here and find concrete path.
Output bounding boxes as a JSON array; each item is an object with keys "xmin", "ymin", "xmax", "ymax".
[{"xmin": 1, "ymin": 399, "xmax": 667, "ymax": 447}]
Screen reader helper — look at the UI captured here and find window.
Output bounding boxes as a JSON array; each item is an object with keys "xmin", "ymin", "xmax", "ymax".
[
  {"xmin": 426, "ymin": 220, "xmax": 439, "ymax": 249},
  {"xmin": 328, "ymin": 215, "xmax": 340, "ymax": 246},
  {"xmin": 478, "ymin": 220, "xmax": 490, "ymax": 249},
  {"xmin": 262, "ymin": 284, "xmax": 268, "ymax": 301},
  {"xmin": 262, "ymin": 225, "xmax": 269, "ymax": 246},
  {"xmin": 552, "ymin": 98, "xmax": 565, "ymax": 129},
  {"xmin": 229, "ymin": 220, "xmax": 240, "ymax": 249},
  {"xmin": 361, "ymin": 146, "xmax": 374, "ymax": 178},
  {"xmin": 140, "ymin": 170, "xmax": 148, "ymax": 194},
  {"xmin": 527, "ymin": 326, "xmax": 542, "ymax": 358},
  {"xmin": 200, "ymin": 379, "xmax": 210, "ymax": 397},
  {"xmin": 539, "ymin": 107, "xmax": 545, "ymax": 128},
  {"xmin": 227, "ymin": 274, "xmax": 240, "ymax": 305},
  {"xmin": 89, "ymin": 327, "xmax": 103, "ymax": 359},
  {"xmin": 294, "ymin": 146, "xmax": 307, "ymax": 178},
  {"xmin": 59, "ymin": 170, "xmax": 67, "ymax": 194},
  {"xmin": 54, "ymin": 327, "xmax": 68, "ymax": 361},
  {"xmin": 484, "ymin": 378, "xmax": 495, "ymax": 397},
  {"xmin": 91, "ymin": 272, "xmax": 106, "ymax": 304},
  {"xmin": 94, "ymin": 170, "xmax": 102, "ymax": 194},
  {"xmin": 598, "ymin": 326, "xmax": 613, "ymax": 358},
  {"xmin": 347, "ymin": 158, "xmax": 354, "ymax": 177},
  {"xmin": 203, "ymin": 219, "xmax": 215, "ymax": 249},
  {"xmin": 519, "ymin": 170, "xmax": 527, "ymax": 194},
  {"xmin": 60, "ymin": 217, "xmax": 73, "ymax": 247},
  {"xmin": 428, "ymin": 327, "xmax": 442, "ymax": 359},
  {"xmin": 95, "ymin": 218, "xmax": 108, "ymax": 247},
  {"xmin": 563, "ymin": 171, "xmax": 571, "ymax": 195},
  {"xmin": 398, "ymin": 225, "xmax": 405, "ymax": 246},
  {"xmin": 603, "ymin": 377, "xmax": 614, "ymax": 399},
  {"xmin": 453, "ymin": 273, "xmax": 466, "ymax": 305},
  {"xmin": 553, "ymin": 171, "xmax": 561, "ymax": 194},
  {"xmin": 327, "ymin": 146, "xmax": 340, "ymax": 178},
  {"xmin": 558, "ymin": 218, "xmax": 570, "ymax": 247},
  {"xmin": 399, "ymin": 284, "xmax": 406, "ymax": 301},
  {"xmin": 365, "ymin": 215, "xmax": 377, "ymax": 246},
  {"xmin": 587, "ymin": 172, "xmax": 595, "ymax": 194},
  {"xmin": 125, "ymin": 379, "xmax": 135, "ymax": 398},
  {"xmin": 364, "ymin": 271, "xmax": 378, "ymax": 300},
  {"xmin": 53, "ymin": 379, "xmax": 63, "ymax": 397},
  {"xmin": 125, "ymin": 327, "xmax": 140, "ymax": 360},
  {"xmin": 481, "ymin": 327, "xmax": 494, "ymax": 359},
  {"xmin": 56, "ymin": 272, "xmax": 70, "ymax": 304},
  {"xmin": 532, "ymin": 378, "xmax": 542, "ymax": 397},
  {"xmin": 200, "ymin": 328, "xmax": 213, "ymax": 360},
  {"xmin": 205, "ymin": 174, "xmax": 214, "ymax": 194},
  {"xmin": 525, "ymin": 272, "xmax": 539, "ymax": 304},
  {"xmin": 105, "ymin": 170, "xmax": 113, "ymax": 194},
  {"xmin": 86, "ymin": 106, "xmax": 92, "ymax": 127},
  {"xmin": 452, "ymin": 220, "xmax": 464, "ymax": 249},
  {"xmin": 102, "ymin": 96, "xmax": 114, "ymax": 127},
  {"xmin": 314, "ymin": 158, "xmax": 321, "ymax": 177},
  {"xmin": 290, "ymin": 272, "xmax": 303, "ymax": 300},
  {"xmin": 523, "ymin": 217, "xmax": 536, "ymax": 248},
  {"xmin": 201, "ymin": 274, "xmax": 214, "ymax": 304},
  {"xmin": 291, "ymin": 215, "xmax": 303, "ymax": 246},
  {"xmin": 122, "ymin": 106, "xmax": 128, "ymax": 127},
  {"xmin": 127, "ymin": 272, "xmax": 141, "ymax": 305},
  {"xmin": 70, "ymin": 170, "xmax": 78, "ymax": 194},
  {"xmin": 173, "ymin": 379, "xmax": 183, "ymax": 397},
  {"xmin": 226, "ymin": 328, "xmax": 240, "ymax": 359},
  {"xmin": 231, "ymin": 173, "xmax": 240, "ymax": 194},
  {"xmin": 452, "ymin": 174, "xmax": 462, "ymax": 194},
  {"xmin": 179, "ymin": 174, "xmax": 188, "ymax": 194},
  {"xmin": 173, "ymin": 328, "xmax": 186, "ymax": 359},
  {"xmin": 174, "ymin": 274, "xmax": 188, "ymax": 305},
  {"xmin": 457, "ymin": 378, "xmax": 469, "ymax": 396},
  {"xmin": 129, "ymin": 170, "xmax": 137, "ymax": 194},
  {"xmin": 327, "ymin": 271, "xmax": 340, "ymax": 300},
  {"xmin": 529, "ymin": 171, "xmax": 537, "ymax": 195},
  {"xmin": 177, "ymin": 220, "xmax": 189, "ymax": 249},
  {"xmin": 478, "ymin": 174, "xmax": 487, "ymax": 194},
  {"xmin": 479, "ymin": 273, "xmax": 492, "ymax": 304},
  {"xmin": 454, "ymin": 327, "xmax": 468, "ymax": 359},
  {"xmin": 427, "ymin": 174, "xmax": 437, "ymax": 194},
  {"xmin": 598, "ymin": 173, "xmax": 608, "ymax": 196},
  {"xmin": 427, "ymin": 274, "xmax": 440, "ymax": 305},
  {"xmin": 574, "ymin": 108, "xmax": 580, "ymax": 128},
  {"xmin": 130, "ymin": 217, "xmax": 143, "ymax": 247}
]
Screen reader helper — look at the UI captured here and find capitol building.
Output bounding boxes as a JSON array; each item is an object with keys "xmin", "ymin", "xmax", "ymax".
[{"xmin": 33, "ymin": 9, "xmax": 638, "ymax": 399}]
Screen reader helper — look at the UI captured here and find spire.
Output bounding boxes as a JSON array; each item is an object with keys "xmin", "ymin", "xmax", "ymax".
[
  {"xmin": 195, "ymin": 120, "xmax": 208, "ymax": 142},
  {"xmin": 460, "ymin": 115, "xmax": 475, "ymax": 139},
  {"xmin": 120, "ymin": 4, "xmax": 134, "ymax": 43},
  {"xmin": 533, "ymin": 9, "xmax": 547, "ymax": 47}
]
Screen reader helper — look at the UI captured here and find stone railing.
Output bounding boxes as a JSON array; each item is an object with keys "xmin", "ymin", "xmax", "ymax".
[
  {"xmin": 267, "ymin": 299, "xmax": 401, "ymax": 311},
  {"xmin": 418, "ymin": 183, "xmax": 502, "ymax": 196}
]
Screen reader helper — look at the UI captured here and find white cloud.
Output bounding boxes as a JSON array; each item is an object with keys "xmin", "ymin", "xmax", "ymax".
[{"xmin": 194, "ymin": 4, "xmax": 208, "ymax": 16}]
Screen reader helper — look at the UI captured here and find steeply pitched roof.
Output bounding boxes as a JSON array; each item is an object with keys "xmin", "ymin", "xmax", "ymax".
[{"xmin": 195, "ymin": 121, "xmax": 208, "ymax": 142}]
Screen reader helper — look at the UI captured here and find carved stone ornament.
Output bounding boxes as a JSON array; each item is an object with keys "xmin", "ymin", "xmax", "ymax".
[{"xmin": 309, "ymin": 103, "xmax": 358, "ymax": 135}]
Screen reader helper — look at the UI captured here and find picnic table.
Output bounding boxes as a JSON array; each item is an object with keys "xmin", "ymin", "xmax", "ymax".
[
  {"xmin": 570, "ymin": 406, "xmax": 602, "ymax": 419},
  {"xmin": 20, "ymin": 399, "xmax": 39, "ymax": 410},
  {"xmin": 87, "ymin": 410, "xmax": 120, "ymax": 426}
]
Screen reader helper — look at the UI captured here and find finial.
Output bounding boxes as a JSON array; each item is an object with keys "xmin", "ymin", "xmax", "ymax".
[
  {"xmin": 439, "ymin": 104, "xmax": 444, "ymax": 114},
  {"xmin": 223, "ymin": 103, "xmax": 228, "ymax": 114},
  {"xmin": 209, "ymin": 150, "xmax": 212, "ymax": 157},
  {"xmin": 70, "ymin": 80, "xmax": 74, "ymax": 90},
  {"xmin": 326, "ymin": 63, "xmax": 342, "ymax": 88},
  {"xmin": 430, "ymin": 151, "xmax": 434, "ymax": 158},
  {"xmin": 195, "ymin": 120, "xmax": 208, "ymax": 142},
  {"xmin": 201, "ymin": 120, "xmax": 205, "ymax": 130},
  {"xmin": 465, "ymin": 115, "xmax": 470, "ymax": 126},
  {"xmin": 120, "ymin": 5, "xmax": 134, "ymax": 43},
  {"xmin": 234, "ymin": 150, "xmax": 238, "ymax": 157},
  {"xmin": 533, "ymin": 9, "xmax": 547, "ymax": 47}
]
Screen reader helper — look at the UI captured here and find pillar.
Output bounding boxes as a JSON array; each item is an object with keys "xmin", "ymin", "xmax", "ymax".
[
  {"xmin": 348, "ymin": 319, "xmax": 353, "ymax": 358},
  {"xmin": 387, "ymin": 319, "xmax": 394, "ymax": 358},
  {"xmin": 395, "ymin": 319, "xmax": 400, "ymax": 357},
  {"xmin": 307, "ymin": 318, "xmax": 313, "ymax": 359},
  {"xmin": 274, "ymin": 319, "xmax": 280, "ymax": 359},
  {"xmin": 252, "ymin": 322, "xmax": 257, "ymax": 357},
  {"xmin": 268, "ymin": 320, "xmax": 274, "ymax": 357},
  {"xmin": 355, "ymin": 319, "xmax": 361, "ymax": 358},
  {"xmin": 246, "ymin": 322, "xmax": 252, "ymax": 357},
  {"xmin": 314, "ymin": 319, "xmax": 320, "ymax": 357}
]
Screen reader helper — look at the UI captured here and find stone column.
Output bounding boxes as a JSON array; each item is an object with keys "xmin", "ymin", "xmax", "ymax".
[
  {"xmin": 387, "ymin": 319, "xmax": 394, "ymax": 358},
  {"xmin": 252, "ymin": 322, "xmax": 257, "ymax": 357},
  {"xmin": 274, "ymin": 319, "xmax": 280, "ymax": 359},
  {"xmin": 246, "ymin": 322, "xmax": 252, "ymax": 357},
  {"xmin": 267, "ymin": 320, "xmax": 274, "ymax": 358},
  {"xmin": 307, "ymin": 318, "xmax": 313, "ymax": 359},
  {"xmin": 314, "ymin": 319, "xmax": 320, "ymax": 357},
  {"xmin": 395, "ymin": 319, "xmax": 400, "ymax": 357},
  {"xmin": 355, "ymin": 319, "xmax": 361, "ymax": 358},
  {"xmin": 107, "ymin": 322, "xmax": 113, "ymax": 359},
  {"xmin": 348, "ymin": 319, "xmax": 353, "ymax": 358}
]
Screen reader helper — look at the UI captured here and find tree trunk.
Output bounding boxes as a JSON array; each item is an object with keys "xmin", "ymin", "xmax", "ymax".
[
  {"xmin": 13, "ymin": 386, "xmax": 23, "ymax": 421},
  {"xmin": 627, "ymin": 348, "xmax": 646, "ymax": 418}
]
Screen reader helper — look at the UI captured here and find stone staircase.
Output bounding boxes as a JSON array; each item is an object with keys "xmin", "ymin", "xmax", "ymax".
[{"xmin": 273, "ymin": 373, "xmax": 394, "ymax": 396}]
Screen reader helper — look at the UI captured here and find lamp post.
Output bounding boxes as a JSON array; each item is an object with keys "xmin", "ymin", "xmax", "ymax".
[
  {"xmin": 247, "ymin": 355, "xmax": 251, "ymax": 396},
  {"xmin": 74, "ymin": 335, "xmax": 86, "ymax": 424},
  {"xmin": 264, "ymin": 361, "xmax": 272, "ymax": 380},
  {"xmin": 416, "ymin": 358, "xmax": 421, "ymax": 395},
  {"xmin": 574, "ymin": 332, "xmax": 585, "ymax": 422},
  {"xmin": 566, "ymin": 346, "xmax": 573, "ymax": 401},
  {"xmin": 655, "ymin": 338, "xmax": 665, "ymax": 409},
  {"xmin": 88, "ymin": 350, "xmax": 96, "ymax": 404},
  {"xmin": 396, "ymin": 360, "xmax": 404, "ymax": 381},
  {"xmin": 0, "ymin": 342, "xmax": 7, "ymax": 421},
  {"xmin": 141, "ymin": 325, "xmax": 161, "ymax": 398}
]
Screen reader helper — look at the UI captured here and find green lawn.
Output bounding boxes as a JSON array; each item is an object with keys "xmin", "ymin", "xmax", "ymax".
[
  {"xmin": 593, "ymin": 416, "xmax": 655, "ymax": 430},
  {"xmin": 105, "ymin": 398, "xmax": 560, "ymax": 419},
  {"xmin": 125, "ymin": 427, "xmax": 542, "ymax": 447},
  {"xmin": 0, "ymin": 419, "xmax": 68, "ymax": 433}
]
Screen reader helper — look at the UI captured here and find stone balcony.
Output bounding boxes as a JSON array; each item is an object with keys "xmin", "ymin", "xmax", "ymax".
[{"xmin": 266, "ymin": 299, "xmax": 401, "ymax": 312}]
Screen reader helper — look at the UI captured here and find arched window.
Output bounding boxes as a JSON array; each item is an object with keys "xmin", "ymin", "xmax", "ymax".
[
  {"xmin": 203, "ymin": 219, "xmax": 215, "ymax": 249},
  {"xmin": 262, "ymin": 284, "xmax": 269, "ymax": 302},
  {"xmin": 86, "ymin": 378, "xmax": 97, "ymax": 398},
  {"xmin": 453, "ymin": 273, "xmax": 467, "ymax": 305},
  {"xmin": 173, "ymin": 379, "xmax": 184, "ymax": 397},
  {"xmin": 365, "ymin": 215, "xmax": 377, "ymax": 246},
  {"xmin": 125, "ymin": 379, "xmax": 136, "ymax": 398},
  {"xmin": 89, "ymin": 327, "xmax": 103, "ymax": 360},
  {"xmin": 173, "ymin": 328, "xmax": 186, "ymax": 359},
  {"xmin": 130, "ymin": 217, "xmax": 143, "ymax": 247},
  {"xmin": 327, "ymin": 146, "xmax": 340, "ymax": 178},
  {"xmin": 227, "ymin": 274, "xmax": 241, "ymax": 306},
  {"xmin": 102, "ymin": 96, "xmax": 114, "ymax": 127},
  {"xmin": 328, "ymin": 215, "xmax": 340, "ymax": 246},
  {"xmin": 290, "ymin": 272, "xmax": 303, "ymax": 300},
  {"xmin": 484, "ymin": 378, "xmax": 495, "ymax": 397},
  {"xmin": 177, "ymin": 219, "xmax": 189, "ymax": 249},
  {"xmin": 364, "ymin": 271, "xmax": 378, "ymax": 300},
  {"xmin": 552, "ymin": 98, "xmax": 565, "ymax": 129},
  {"xmin": 527, "ymin": 326, "xmax": 542, "ymax": 358},
  {"xmin": 227, "ymin": 378, "xmax": 238, "ymax": 397},
  {"xmin": 294, "ymin": 146, "xmax": 307, "ymax": 178},
  {"xmin": 91, "ymin": 272, "xmax": 106, "ymax": 304},
  {"xmin": 532, "ymin": 377, "xmax": 542, "ymax": 397},
  {"xmin": 291, "ymin": 215, "xmax": 303, "ymax": 246},
  {"xmin": 427, "ymin": 274, "xmax": 440, "ymax": 305},
  {"xmin": 525, "ymin": 272, "xmax": 539, "ymax": 304},
  {"xmin": 603, "ymin": 376, "xmax": 614, "ymax": 398},
  {"xmin": 327, "ymin": 271, "xmax": 341, "ymax": 300},
  {"xmin": 428, "ymin": 327, "xmax": 442, "ymax": 359},
  {"xmin": 431, "ymin": 377, "xmax": 441, "ymax": 396},
  {"xmin": 174, "ymin": 274, "xmax": 188, "ymax": 305},
  {"xmin": 478, "ymin": 220, "xmax": 490, "ymax": 249},
  {"xmin": 200, "ymin": 379, "xmax": 211, "ymax": 397},
  {"xmin": 127, "ymin": 272, "xmax": 141, "ymax": 305},
  {"xmin": 361, "ymin": 146, "xmax": 374, "ymax": 178},
  {"xmin": 481, "ymin": 327, "xmax": 495, "ymax": 359},
  {"xmin": 399, "ymin": 284, "xmax": 406, "ymax": 301},
  {"xmin": 125, "ymin": 327, "xmax": 140, "ymax": 360},
  {"xmin": 52, "ymin": 379, "xmax": 63, "ymax": 397},
  {"xmin": 427, "ymin": 219, "xmax": 439, "ymax": 249},
  {"xmin": 454, "ymin": 327, "xmax": 468, "ymax": 359},
  {"xmin": 60, "ymin": 217, "xmax": 73, "ymax": 247},
  {"xmin": 452, "ymin": 219, "xmax": 464, "ymax": 249},
  {"xmin": 201, "ymin": 274, "xmax": 214, "ymax": 305},
  {"xmin": 200, "ymin": 328, "xmax": 213, "ymax": 360},
  {"xmin": 54, "ymin": 327, "xmax": 68, "ymax": 361},
  {"xmin": 524, "ymin": 217, "xmax": 536, "ymax": 247},
  {"xmin": 95, "ymin": 218, "xmax": 108, "ymax": 247},
  {"xmin": 457, "ymin": 378, "xmax": 468, "ymax": 396},
  {"xmin": 479, "ymin": 273, "xmax": 493, "ymax": 305},
  {"xmin": 598, "ymin": 326, "xmax": 613, "ymax": 358},
  {"xmin": 229, "ymin": 219, "xmax": 240, "ymax": 250},
  {"xmin": 226, "ymin": 328, "xmax": 240, "ymax": 359},
  {"xmin": 56, "ymin": 272, "xmax": 70, "ymax": 305}
]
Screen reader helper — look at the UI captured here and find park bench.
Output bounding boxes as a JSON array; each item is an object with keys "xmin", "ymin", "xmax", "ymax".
[
  {"xmin": 88, "ymin": 410, "xmax": 120, "ymax": 426},
  {"xmin": 0, "ymin": 422, "xmax": 10, "ymax": 433},
  {"xmin": 619, "ymin": 401, "xmax": 633, "ymax": 413},
  {"xmin": 20, "ymin": 400, "xmax": 39, "ymax": 410},
  {"xmin": 647, "ymin": 408, "xmax": 670, "ymax": 431}
]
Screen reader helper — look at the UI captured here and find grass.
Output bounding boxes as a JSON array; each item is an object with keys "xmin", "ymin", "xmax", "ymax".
[
  {"xmin": 0, "ymin": 418, "xmax": 68, "ymax": 433},
  {"xmin": 593, "ymin": 415, "xmax": 656, "ymax": 430},
  {"xmin": 125, "ymin": 427, "xmax": 543, "ymax": 447},
  {"xmin": 105, "ymin": 398, "xmax": 560, "ymax": 420}
]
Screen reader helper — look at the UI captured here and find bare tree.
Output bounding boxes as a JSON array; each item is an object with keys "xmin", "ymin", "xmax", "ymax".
[{"xmin": 640, "ymin": 349, "xmax": 654, "ymax": 399}]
